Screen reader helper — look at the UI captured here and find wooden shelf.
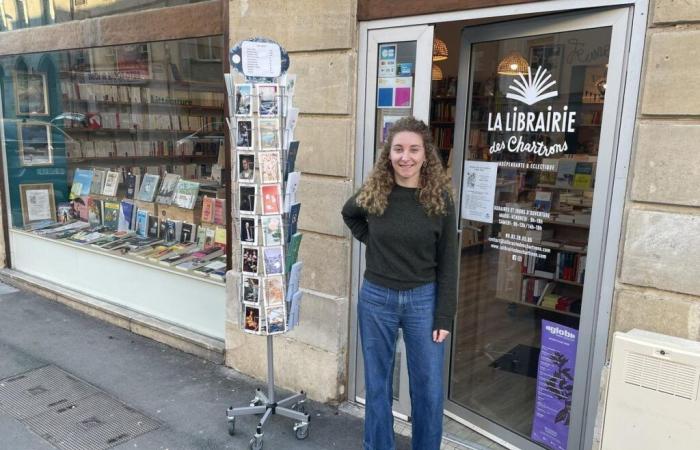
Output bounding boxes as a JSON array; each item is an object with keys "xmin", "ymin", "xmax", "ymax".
[
  {"xmin": 62, "ymin": 99, "xmax": 224, "ymax": 112},
  {"xmin": 498, "ymin": 298, "xmax": 581, "ymax": 318},
  {"xmin": 63, "ymin": 127, "xmax": 217, "ymax": 136},
  {"xmin": 66, "ymin": 155, "xmax": 218, "ymax": 165},
  {"xmin": 544, "ymin": 219, "xmax": 590, "ymax": 229},
  {"xmin": 522, "ymin": 273, "xmax": 584, "ymax": 287}
]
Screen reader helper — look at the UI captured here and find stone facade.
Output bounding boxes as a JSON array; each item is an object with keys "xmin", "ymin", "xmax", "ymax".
[{"xmin": 225, "ymin": 0, "xmax": 357, "ymax": 403}]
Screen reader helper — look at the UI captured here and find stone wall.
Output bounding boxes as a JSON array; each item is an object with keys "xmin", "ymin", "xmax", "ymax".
[{"xmin": 225, "ymin": 0, "xmax": 357, "ymax": 403}]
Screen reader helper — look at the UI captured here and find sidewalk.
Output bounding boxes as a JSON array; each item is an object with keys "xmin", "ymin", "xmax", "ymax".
[{"xmin": 0, "ymin": 281, "xmax": 413, "ymax": 450}]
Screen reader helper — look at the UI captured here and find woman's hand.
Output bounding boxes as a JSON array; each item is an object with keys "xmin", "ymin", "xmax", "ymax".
[{"xmin": 432, "ymin": 329, "xmax": 450, "ymax": 343}]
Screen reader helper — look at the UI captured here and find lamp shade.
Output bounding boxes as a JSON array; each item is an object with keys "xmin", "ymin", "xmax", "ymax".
[
  {"xmin": 433, "ymin": 38, "xmax": 448, "ymax": 61},
  {"xmin": 497, "ymin": 51, "xmax": 530, "ymax": 76},
  {"xmin": 431, "ymin": 64, "xmax": 443, "ymax": 81}
]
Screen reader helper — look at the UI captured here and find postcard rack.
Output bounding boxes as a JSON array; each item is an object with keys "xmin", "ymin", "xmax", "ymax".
[{"xmin": 224, "ymin": 67, "xmax": 309, "ymax": 449}]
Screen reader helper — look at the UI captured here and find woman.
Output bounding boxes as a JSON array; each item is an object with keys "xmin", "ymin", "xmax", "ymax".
[{"xmin": 342, "ymin": 117, "xmax": 457, "ymax": 450}]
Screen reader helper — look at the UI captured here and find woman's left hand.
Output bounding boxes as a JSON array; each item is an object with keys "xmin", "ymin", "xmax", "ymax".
[{"xmin": 432, "ymin": 329, "xmax": 450, "ymax": 343}]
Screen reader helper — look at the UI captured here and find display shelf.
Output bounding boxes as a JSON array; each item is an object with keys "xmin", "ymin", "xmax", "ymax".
[
  {"xmin": 544, "ymin": 220, "xmax": 590, "ymax": 229},
  {"xmin": 522, "ymin": 273, "xmax": 584, "ymax": 287},
  {"xmin": 62, "ymin": 99, "xmax": 224, "ymax": 111},
  {"xmin": 63, "ymin": 127, "xmax": 207, "ymax": 135},
  {"xmin": 497, "ymin": 297, "xmax": 581, "ymax": 318},
  {"xmin": 59, "ymin": 72, "xmax": 225, "ymax": 91},
  {"xmin": 66, "ymin": 155, "xmax": 218, "ymax": 165}
]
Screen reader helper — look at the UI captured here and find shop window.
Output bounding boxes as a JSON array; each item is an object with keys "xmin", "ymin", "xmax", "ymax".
[{"xmin": 0, "ymin": 35, "xmax": 228, "ymax": 280}]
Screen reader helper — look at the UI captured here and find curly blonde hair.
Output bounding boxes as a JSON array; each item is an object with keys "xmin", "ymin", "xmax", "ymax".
[{"xmin": 356, "ymin": 116, "xmax": 452, "ymax": 216}]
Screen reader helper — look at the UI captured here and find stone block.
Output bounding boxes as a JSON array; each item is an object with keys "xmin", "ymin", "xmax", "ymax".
[
  {"xmin": 297, "ymin": 176, "xmax": 353, "ymax": 237},
  {"xmin": 229, "ymin": 0, "xmax": 356, "ymax": 51},
  {"xmin": 612, "ymin": 288, "xmax": 700, "ymax": 340},
  {"xmin": 297, "ymin": 233, "xmax": 350, "ymax": 298},
  {"xmin": 290, "ymin": 52, "xmax": 355, "ymax": 115},
  {"xmin": 225, "ymin": 270, "xmax": 240, "ymax": 326},
  {"xmin": 641, "ymin": 30, "xmax": 700, "ymax": 115},
  {"xmin": 294, "ymin": 116, "xmax": 354, "ymax": 178},
  {"xmin": 631, "ymin": 121, "xmax": 700, "ymax": 207},
  {"xmin": 620, "ymin": 209, "xmax": 700, "ymax": 297},
  {"xmin": 225, "ymin": 322, "xmax": 345, "ymax": 402},
  {"xmin": 286, "ymin": 290, "xmax": 349, "ymax": 355},
  {"xmin": 653, "ymin": 0, "xmax": 700, "ymax": 23}
]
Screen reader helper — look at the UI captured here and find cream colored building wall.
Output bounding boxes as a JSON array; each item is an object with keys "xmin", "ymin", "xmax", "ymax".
[
  {"xmin": 225, "ymin": 0, "xmax": 357, "ymax": 403},
  {"xmin": 613, "ymin": 1, "xmax": 700, "ymax": 343}
]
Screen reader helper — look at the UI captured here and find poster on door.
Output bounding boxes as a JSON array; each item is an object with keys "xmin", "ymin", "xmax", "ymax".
[{"xmin": 531, "ymin": 320, "xmax": 578, "ymax": 450}]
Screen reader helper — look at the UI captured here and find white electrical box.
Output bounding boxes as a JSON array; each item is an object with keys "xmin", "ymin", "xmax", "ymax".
[{"xmin": 601, "ymin": 329, "xmax": 700, "ymax": 450}]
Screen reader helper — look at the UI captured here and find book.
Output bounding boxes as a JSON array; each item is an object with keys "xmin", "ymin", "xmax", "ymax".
[
  {"xmin": 213, "ymin": 198, "xmax": 226, "ymax": 225},
  {"xmin": 164, "ymin": 219, "xmax": 183, "ymax": 243},
  {"xmin": 539, "ymin": 158, "xmax": 559, "ymax": 185},
  {"xmin": 136, "ymin": 174, "xmax": 160, "ymax": 202},
  {"xmin": 555, "ymin": 160, "xmax": 577, "ymax": 188},
  {"xmin": 286, "ymin": 261, "xmax": 303, "ymax": 302},
  {"xmin": 284, "ymin": 140, "xmax": 299, "ymax": 181},
  {"xmin": 102, "ymin": 171, "xmax": 120, "ymax": 196},
  {"xmin": 156, "ymin": 173, "xmax": 181, "ymax": 205},
  {"xmin": 573, "ymin": 162, "xmax": 593, "ymax": 189},
  {"xmin": 135, "ymin": 209, "xmax": 149, "ymax": 237},
  {"xmin": 147, "ymin": 215, "xmax": 159, "ymax": 238},
  {"xmin": 180, "ymin": 222, "xmax": 196, "ymax": 243},
  {"xmin": 173, "ymin": 180, "xmax": 200, "ymax": 209},
  {"xmin": 533, "ymin": 191, "xmax": 554, "ymax": 213},
  {"xmin": 284, "ymin": 171, "xmax": 300, "ymax": 213},
  {"xmin": 125, "ymin": 173, "xmax": 140, "ymax": 199},
  {"xmin": 73, "ymin": 197, "xmax": 90, "ymax": 221},
  {"xmin": 71, "ymin": 168, "xmax": 94, "ymax": 198},
  {"xmin": 193, "ymin": 256, "xmax": 227, "ymax": 276},
  {"xmin": 201, "ymin": 196, "xmax": 215, "ymax": 223},
  {"xmin": 195, "ymin": 225, "xmax": 209, "ymax": 247},
  {"xmin": 117, "ymin": 200, "xmax": 136, "ymax": 231},
  {"xmin": 213, "ymin": 227, "xmax": 226, "ymax": 248},
  {"xmin": 87, "ymin": 197, "xmax": 103, "ymax": 227},
  {"xmin": 172, "ymin": 246, "xmax": 224, "ymax": 269},
  {"xmin": 90, "ymin": 169, "xmax": 106, "ymax": 195},
  {"xmin": 57, "ymin": 203, "xmax": 73, "ymax": 223},
  {"xmin": 285, "ymin": 233, "xmax": 303, "ymax": 274},
  {"xmin": 102, "ymin": 201, "xmax": 120, "ymax": 229},
  {"xmin": 287, "ymin": 202, "xmax": 301, "ymax": 241}
]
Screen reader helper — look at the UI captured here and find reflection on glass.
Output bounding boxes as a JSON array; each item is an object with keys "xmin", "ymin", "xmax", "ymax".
[{"xmin": 450, "ymin": 27, "xmax": 611, "ymax": 449}]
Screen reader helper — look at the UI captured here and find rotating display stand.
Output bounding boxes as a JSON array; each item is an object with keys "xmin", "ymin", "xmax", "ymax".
[{"xmin": 224, "ymin": 39, "xmax": 309, "ymax": 450}]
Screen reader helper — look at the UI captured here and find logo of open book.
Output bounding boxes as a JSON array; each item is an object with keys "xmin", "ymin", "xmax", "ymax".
[{"xmin": 506, "ymin": 66, "xmax": 559, "ymax": 106}]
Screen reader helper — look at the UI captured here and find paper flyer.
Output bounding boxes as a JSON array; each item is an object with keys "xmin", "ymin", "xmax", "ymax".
[{"xmin": 460, "ymin": 160, "xmax": 498, "ymax": 223}]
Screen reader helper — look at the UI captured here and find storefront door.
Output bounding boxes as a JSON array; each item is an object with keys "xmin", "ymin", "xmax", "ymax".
[
  {"xmin": 447, "ymin": 8, "xmax": 630, "ymax": 450},
  {"xmin": 351, "ymin": 24, "xmax": 434, "ymax": 418}
]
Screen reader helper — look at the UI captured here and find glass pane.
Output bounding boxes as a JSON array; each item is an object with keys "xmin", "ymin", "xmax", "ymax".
[{"xmin": 450, "ymin": 27, "xmax": 612, "ymax": 450}]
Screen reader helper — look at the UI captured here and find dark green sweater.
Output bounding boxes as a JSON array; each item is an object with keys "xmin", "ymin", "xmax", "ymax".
[{"xmin": 341, "ymin": 185, "xmax": 458, "ymax": 332}]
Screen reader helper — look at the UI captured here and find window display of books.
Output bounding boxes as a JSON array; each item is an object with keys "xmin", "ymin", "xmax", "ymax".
[{"xmin": 226, "ymin": 71, "xmax": 303, "ymax": 336}]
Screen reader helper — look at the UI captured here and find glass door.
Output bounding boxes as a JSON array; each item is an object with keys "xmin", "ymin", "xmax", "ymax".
[
  {"xmin": 353, "ymin": 24, "xmax": 434, "ymax": 418},
  {"xmin": 447, "ymin": 8, "xmax": 629, "ymax": 450}
]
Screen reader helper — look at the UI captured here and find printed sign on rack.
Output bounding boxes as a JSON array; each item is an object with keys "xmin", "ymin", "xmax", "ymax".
[{"xmin": 229, "ymin": 38, "xmax": 290, "ymax": 82}]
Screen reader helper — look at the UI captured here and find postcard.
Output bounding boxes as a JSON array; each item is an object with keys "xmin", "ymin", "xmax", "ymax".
[
  {"xmin": 239, "ymin": 185, "xmax": 256, "ymax": 213},
  {"xmin": 240, "ymin": 215, "xmax": 257, "ymax": 245},
  {"xmin": 242, "ymin": 276, "xmax": 261, "ymax": 304},
  {"xmin": 259, "ymin": 151, "xmax": 281, "ymax": 183},
  {"xmin": 263, "ymin": 246, "xmax": 284, "ymax": 276},
  {"xmin": 257, "ymin": 83, "xmax": 280, "ymax": 117},
  {"xmin": 258, "ymin": 118, "xmax": 281, "ymax": 150},
  {"xmin": 266, "ymin": 306, "xmax": 286, "ymax": 334},
  {"xmin": 261, "ymin": 184, "xmax": 281, "ymax": 215},
  {"xmin": 241, "ymin": 246, "xmax": 259, "ymax": 275},
  {"xmin": 238, "ymin": 153, "xmax": 255, "ymax": 183},
  {"xmin": 236, "ymin": 118, "xmax": 254, "ymax": 150},
  {"xmin": 234, "ymin": 83, "xmax": 253, "ymax": 116},
  {"xmin": 263, "ymin": 275, "xmax": 285, "ymax": 307},
  {"xmin": 261, "ymin": 215, "xmax": 284, "ymax": 246},
  {"xmin": 244, "ymin": 305, "xmax": 261, "ymax": 333}
]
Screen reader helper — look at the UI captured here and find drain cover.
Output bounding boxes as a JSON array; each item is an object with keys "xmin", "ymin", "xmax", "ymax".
[{"xmin": 0, "ymin": 365, "xmax": 160, "ymax": 449}]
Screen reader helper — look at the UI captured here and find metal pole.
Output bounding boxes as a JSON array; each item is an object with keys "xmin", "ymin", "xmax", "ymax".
[{"xmin": 267, "ymin": 335, "xmax": 274, "ymax": 402}]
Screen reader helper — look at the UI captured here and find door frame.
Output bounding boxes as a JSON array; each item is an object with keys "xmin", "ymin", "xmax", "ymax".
[{"xmin": 352, "ymin": 1, "xmax": 649, "ymax": 449}]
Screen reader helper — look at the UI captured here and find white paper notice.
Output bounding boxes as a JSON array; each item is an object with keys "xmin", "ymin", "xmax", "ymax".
[
  {"xmin": 26, "ymin": 189, "xmax": 51, "ymax": 221},
  {"xmin": 461, "ymin": 160, "xmax": 498, "ymax": 223},
  {"xmin": 241, "ymin": 41, "xmax": 282, "ymax": 78}
]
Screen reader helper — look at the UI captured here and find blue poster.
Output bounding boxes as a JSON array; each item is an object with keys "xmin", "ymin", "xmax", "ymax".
[{"xmin": 531, "ymin": 320, "xmax": 578, "ymax": 450}]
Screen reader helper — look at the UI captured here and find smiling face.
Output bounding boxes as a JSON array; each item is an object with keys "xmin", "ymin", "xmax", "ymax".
[{"xmin": 389, "ymin": 131, "xmax": 426, "ymax": 187}]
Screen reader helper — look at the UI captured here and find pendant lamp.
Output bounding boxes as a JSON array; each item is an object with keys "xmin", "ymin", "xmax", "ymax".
[
  {"xmin": 433, "ymin": 38, "xmax": 448, "ymax": 61},
  {"xmin": 497, "ymin": 51, "xmax": 530, "ymax": 76}
]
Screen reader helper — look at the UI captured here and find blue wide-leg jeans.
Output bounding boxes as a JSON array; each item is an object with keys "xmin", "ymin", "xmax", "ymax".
[{"xmin": 358, "ymin": 278, "xmax": 445, "ymax": 450}]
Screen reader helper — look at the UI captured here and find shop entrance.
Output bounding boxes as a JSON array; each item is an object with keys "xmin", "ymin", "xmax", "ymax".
[{"xmin": 353, "ymin": 6, "xmax": 633, "ymax": 450}]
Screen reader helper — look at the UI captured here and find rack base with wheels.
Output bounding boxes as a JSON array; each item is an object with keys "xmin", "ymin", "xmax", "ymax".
[{"xmin": 226, "ymin": 335, "xmax": 310, "ymax": 449}]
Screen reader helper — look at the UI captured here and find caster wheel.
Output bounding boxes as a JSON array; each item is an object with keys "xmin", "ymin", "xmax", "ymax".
[
  {"xmin": 249, "ymin": 437, "xmax": 263, "ymax": 450},
  {"xmin": 295, "ymin": 423, "xmax": 309, "ymax": 440},
  {"xmin": 227, "ymin": 418, "xmax": 236, "ymax": 436}
]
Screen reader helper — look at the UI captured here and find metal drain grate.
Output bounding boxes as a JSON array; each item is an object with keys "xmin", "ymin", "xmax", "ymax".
[{"xmin": 0, "ymin": 365, "xmax": 160, "ymax": 449}]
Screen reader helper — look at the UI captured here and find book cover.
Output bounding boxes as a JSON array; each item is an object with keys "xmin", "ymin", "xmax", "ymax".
[
  {"xmin": 261, "ymin": 184, "xmax": 281, "ymax": 215},
  {"xmin": 284, "ymin": 141, "xmax": 299, "ymax": 182},
  {"xmin": 283, "ymin": 171, "xmax": 300, "ymax": 213},
  {"xmin": 73, "ymin": 197, "xmax": 90, "ymax": 221},
  {"xmin": 156, "ymin": 173, "xmax": 181, "ymax": 205},
  {"xmin": 181, "ymin": 222, "xmax": 196, "ymax": 243},
  {"xmin": 135, "ymin": 209, "xmax": 149, "ymax": 237},
  {"xmin": 57, "ymin": 203, "xmax": 73, "ymax": 223},
  {"xmin": 87, "ymin": 197, "xmax": 103, "ymax": 227},
  {"xmin": 117, "ymin": 200, "xmax": 135, "ymax": 231},
  {"xmin": 172, "ymin": 180, "xmax": 200, "ymax": 209},
  {"xmin": 285, "ymin": 233, "xmax": 303, "ymax": 274},
  {"xmin": 193, "ymin": 256, "xmax": 227, "ymax": 276},
  {"xmin": 573, "ymin": 162, "xmax": 593, "ymax": 189},
  {"xmin": 136, "ymin": 174, "xmax": 160, "ymax": 202},
  {"xmin": 533, "ymin": 191, "xmax": 554, "ymax": 213},
  {"xmin": 175, "ymin": 247, "xmax": 224, "ymax": 271},
  {"xmin": 213, "ymin": 227, "xmax": 226, "ymax": 248},
  {"xmin": 213, "ymin": 198, "xmax": 226, "ymax": 225},
  {"xmin": 539, "ymin": 158, "xmax": 559, "ymax": 185},
  {"xmin": 201, "ymin": 196, "xmax": 215, "ymax": 223},
  {"xmin": 196, "ymin": 225, "xmax": 208, "ymax": 247},
  {"xmin": 555, "ymin": 160, "xmax": 577, "ymax": 188},
  {"xmin": 147, "ymin": 215, "xmax": 159, "ymax": 238},
  {"xmin": 71, "ymin": 168, "xmax": 94, "ymax": 198},
  {"xmin": 90, "ymin": 169, "xmax": 106, "ymax": 195},
  {"xmin": 205, "ymin": 227, "xmax": 216, "ymax": 248},
  {"xmin": 125, "ymin": 173, "xmax": 140, "ymax": 199},
  {"xmin": 287, "ymin": 202, "xmax": 301, "ymax": 241},
  {"xmin": 102, "ymin": 201, "xmax": 120, "ymax": 229},
  {"xmin": 102, "ymin": 171, "xmax": 120, "ymax": 197},
  {"xmin": 164, "ymin": 219, "xmax": 183, "ymax": 243}
]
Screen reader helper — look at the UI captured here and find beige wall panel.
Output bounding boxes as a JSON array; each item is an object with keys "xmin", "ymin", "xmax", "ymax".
[
  {"xmin": 298, "ymin": 233, "xmax": 350, "ymax": 298},
  {"xmin": 226, "ymin": 323, "xmax": 346, "ymax": 402},
  {"xmin": 613, "ymin": 288, "xmax": 700, "ymax": 340},
  {"xmin": 641, "ymin": 29, "xmax": 700, "ymax": 115},
  {"xmin": 653, "ymin": 0, "xmax": 700, "ymax": 23},
  {"xmin": 620, "ymin": 209, "xmax": 700, "ymax": 297},
  {"xmin": 289, "ymin": 52, "xmax": 355, "ymax": 115},
  {"xmin": 297, "ymin": 176, "xmax": 353, "ymax": 237},
  {"xmin": 229, "ymin": 0, "xmax": 356, "ymax": 52},
  {"xmin": 286, "ymin": 290, "xmax": 349, "ymax": 355},
  {"xmin": 294, "ymin": 117, "xmax": 354, "ymax": 178},
  {"xmin": 631, "ymin": 121, "xmax": 700, "ymax": 207}
]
